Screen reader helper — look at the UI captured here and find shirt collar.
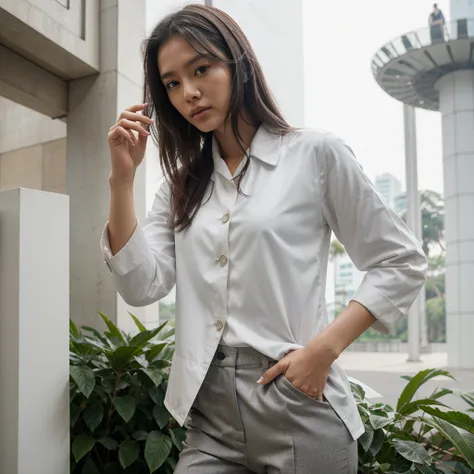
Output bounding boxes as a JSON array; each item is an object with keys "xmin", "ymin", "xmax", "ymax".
[{"xmin": 211, "ymin": 124, "xmax": 283, "ymax": 180}]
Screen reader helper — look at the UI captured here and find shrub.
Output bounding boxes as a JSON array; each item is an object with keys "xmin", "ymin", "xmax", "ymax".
[
  {"xmin": 353, "ymin": 370, "xmax": 474, "ymax": 473},
  {"xmin": 70, "ymin": 313, "xmax": 182, "ymax": 474}
]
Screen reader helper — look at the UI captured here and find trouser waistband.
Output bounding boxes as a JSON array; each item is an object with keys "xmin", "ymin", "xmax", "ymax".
[{"xmin": 211, "ymin": 344, "xmax": 277, "ymax": 369}]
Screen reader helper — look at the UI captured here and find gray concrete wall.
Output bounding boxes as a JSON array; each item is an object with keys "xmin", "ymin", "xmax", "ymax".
[
  {"xmin": 0, "ymin": 139, "xmax": 66, "ymax": 194},
  {"xmin": 0, "ymin": 98, "xmax": 66, "ymax": 155}
]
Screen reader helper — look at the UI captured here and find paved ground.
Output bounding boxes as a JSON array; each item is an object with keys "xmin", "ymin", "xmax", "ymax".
[{"xmin": 337, "ymin": 352, "xmax": 474, "ymax": 412}]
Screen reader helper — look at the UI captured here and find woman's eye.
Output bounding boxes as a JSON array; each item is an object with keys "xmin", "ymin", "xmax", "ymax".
[
  {"xmin": 165, "ymin": 80, "xmax": 179, "ymax": 90},
  {"xmin": 195, "ymin": 66, "xmax": 209, "ymax": 76}
]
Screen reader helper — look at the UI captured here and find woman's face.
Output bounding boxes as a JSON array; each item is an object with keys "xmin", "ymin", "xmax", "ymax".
[{"xmin": 158, "ymin": 35, "xmax": 232, "ymax": 133}]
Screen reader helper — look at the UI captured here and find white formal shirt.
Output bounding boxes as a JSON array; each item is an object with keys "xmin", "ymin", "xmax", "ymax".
[{"xmin": 101, "ymin": 125, "xmax": 427, "ymax": 439}]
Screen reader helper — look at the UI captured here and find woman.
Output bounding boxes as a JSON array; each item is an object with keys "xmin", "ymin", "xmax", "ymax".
[{"xmin": 102, "ymin": 4, "xmax": 427, "ymax": 473}]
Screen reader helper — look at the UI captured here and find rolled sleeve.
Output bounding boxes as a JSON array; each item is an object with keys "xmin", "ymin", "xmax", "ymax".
[
  {"xmin": 101, "ymin": 220, "xmax": 151, "ymax": 276},
  {"xmin": 319, "ymin": 133, "xmax": 427, "ymax": 334}
]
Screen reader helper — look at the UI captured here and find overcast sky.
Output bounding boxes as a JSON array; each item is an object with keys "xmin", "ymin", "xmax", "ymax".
[{"xmin": 303, "ymin": 0, "xmax": 450, "ymax": 194}]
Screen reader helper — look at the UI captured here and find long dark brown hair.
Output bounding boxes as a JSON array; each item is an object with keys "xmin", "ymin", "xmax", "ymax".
[{"xmin": 143, "ymin": 4, "xmax": 292, "ymax": 231}]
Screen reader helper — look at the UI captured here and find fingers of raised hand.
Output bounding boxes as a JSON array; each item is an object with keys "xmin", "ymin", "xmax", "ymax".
[
  {"xmin": 118, "ymin": 110, "xmax": 153, "ymax": 129},
  {"xmin": 108, "ymin": 126, "xmax": 135, "ymax": 148},
  {"xmin": 113, "ymin": 118, "xmax": 150, "ymax": 137}
]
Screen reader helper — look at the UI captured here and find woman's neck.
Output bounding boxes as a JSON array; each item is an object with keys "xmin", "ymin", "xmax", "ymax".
[{"xmin": 214, "ymin": 112, "xmax": 259, "ymax": 163}]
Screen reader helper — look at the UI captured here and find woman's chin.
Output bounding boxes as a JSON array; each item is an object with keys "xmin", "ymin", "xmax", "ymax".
[{"xmin": 194, "ymin": 121, "xmax": 220, "ymax": 134}]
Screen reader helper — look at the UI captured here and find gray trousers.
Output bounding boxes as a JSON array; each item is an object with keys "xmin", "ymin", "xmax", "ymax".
[{"xmin": 174, "ymin": 345, "xmax": 357, "ymax": 473}]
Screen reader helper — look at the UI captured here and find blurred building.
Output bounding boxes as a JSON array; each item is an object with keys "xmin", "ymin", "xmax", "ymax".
[
  {"xmin": 334, "ymin": 255, "xmax": 365, "ymax": 310},
  {"xmin": 0, "ymin": 0, "xmax": 305, "ymax": 330},
  {"xmin": 394, "ymin": 193, "xmax": 407, "ymax": 215},
  {"xmin": 375, "ymin": 172, "xmax": 402, "ymax": 209}
]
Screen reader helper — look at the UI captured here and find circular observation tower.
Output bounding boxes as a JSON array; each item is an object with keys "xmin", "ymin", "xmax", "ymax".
[
  {"xmin": 372, "ymin": 18, "xmax": 474, "ymax": 110},
  {"xmin": 372, "ymin": 17, "xmax": 474, "ymax": 369}
]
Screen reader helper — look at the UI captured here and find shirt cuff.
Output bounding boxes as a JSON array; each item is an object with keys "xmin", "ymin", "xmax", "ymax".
[
  {"xmin": 350, "ymin": 282, "xmax": 404, "ymax": 335},
  {"xmin": 100, "ymin": 220, "xmax": 150, "ymax": 276}
]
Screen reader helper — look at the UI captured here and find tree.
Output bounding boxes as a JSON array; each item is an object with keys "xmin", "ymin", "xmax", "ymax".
[{"xmin": 329, "ymin": 239, "xmax": 345, "ymax": 260}]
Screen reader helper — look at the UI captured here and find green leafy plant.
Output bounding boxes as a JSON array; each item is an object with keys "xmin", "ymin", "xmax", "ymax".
[
  {"xmin": 353, "ymin": 368, "xmax": 474, "ymax": 473},
  {"xmin": 70, "ymin": 315, "xmax": 474, "ymax": 473},
  {"xmin": 70, "ymin": 313, "xmax": 183, "ymax": 474}
]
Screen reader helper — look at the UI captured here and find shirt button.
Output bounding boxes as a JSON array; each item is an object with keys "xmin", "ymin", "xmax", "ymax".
[
  {"xmin": 218, "ymin": 255, "xmax": 228, "ymax": 266},
  {"xmin": 222, "ymin": 213, "xmax": 230, "ymax": 224},
  {"xmin": 215, "ymin": 319, "xmax": 224, "ymax": 330}
]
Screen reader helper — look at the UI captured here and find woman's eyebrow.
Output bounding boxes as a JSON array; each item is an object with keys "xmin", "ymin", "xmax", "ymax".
[{"xmin": 160, "ymin": 54, "xmax": 209, "ymax": 80}]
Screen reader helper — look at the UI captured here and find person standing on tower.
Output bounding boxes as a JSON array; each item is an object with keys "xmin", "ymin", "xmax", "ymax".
[{"xmin": 429, "ymin": 3, "xmax": 446, "ymax": 43}]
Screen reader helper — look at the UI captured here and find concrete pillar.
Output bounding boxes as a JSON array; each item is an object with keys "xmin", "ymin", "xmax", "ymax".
[
  {"xmin": 436, "ymin": 70, "xmax": 474, "ymax": 369},
  {"xmin": 67, "ymin": 1, "xmax": 158, "ymax": 331},
  {"xmin": 403, "ymin": 104, "xmax": 422, "ymax": 362},
  {"xmin": 0, "ymin": 188, "xmax": 69, "ymax": 474}
]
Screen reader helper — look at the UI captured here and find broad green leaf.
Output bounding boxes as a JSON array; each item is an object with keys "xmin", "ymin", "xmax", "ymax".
[
  {"xmin": 150, "ymin": 359, "xmax": 171, "ymax": 370},
  {"xmin": 160, "ymin": 346, "xmax": 174, "ymax": 361},
  {"xmin": 145, "ymin": 431, "xmax": 173, "ymax": 473},
  {"xmin": 118, "ymin": 439, "xmax": 140, "ymax": 469},
  {"xmin": 98, "ymin": 437, "xmax": 118, "ymax": 450},
  {"xmin": 466, "ymin": 433, "xmax": 474, "ymax": 450},
  {"xmin": 149, "ymin": 387, "xmax": 165, "ymax": 405},
  {"xmin": 72, "ymin": 434, "xmax": 95, "ymax": 462},
  {"xmin": 71, "ymin": 342, "xmax": 102, "ymax": 358},
  {"xmin": 83, "ymin": 401, "xmax": 104, "ymax": 432},
  {"xmin": 155, "ymin": 320, "xmax": 171, "ymax": 338},
  {"xmin": 397, "ymin": 369, "xmax": 456, "ymax": 413},
  {"xmin": 113, "ymin": 395, "xmax": 136, "ymax": 423},
  {"xmin": 106, "ymin": 345, "xmax": 139, "ymax": 370},
  {"xmin": 170, "ymin": 427, "xmax": 186, "ymax": 451},
  {"xmin": 134, "ymin": 354, "xmax": 149, "ymax": 368},
  {"xmin": 423, "ymin": 406, "xmax": 474, "ymax": 434},
  {"xmin": 428, "ymin": 417, "xmax": 474, "ymax": 469},
  {"xmin": 402, "ymin": 419, "xmax": 416, "ymax": 435},
  {"xmin": 70, "ymin": 319, "xmax": 81, "ymax": 339},
  {"xmin": 146, "ymin": 343, "xmax": 168, "ymax": 362},
  {"xmin": 400, "ymin": 398, "xmax": 449, "ymax": 416},
  {"xmin": 82, "ymin": 337, "xmax": 109, "ymax": 352},
  {"xmin": 98, "ymin": 312, "xmax": 126, "ymax": 345},
  {"xmin": 80, "ymin": 325, "xmax": 103, "ymax": 337},
  {"xmin": 81, "ymin": 457, "xmax": 100, "ymax": 474},
  {"xmin": 369, "ymin": 428, "xmax": 385, "ymax": 456},
  {"xmin": 70, "ymin": 365, "xmax": 95, "ymax": 398},
  {"xmin": 370, "ymin": 414, "xmax": 394, "ymax": 430},
  {"xmin": 359, "ymin": 423, "xmax": 374, "ymax": 452},
  {"xmin": 437, "ymin": 461, "xmax": 473, "ymax": 474},
  {"xmin": 153, "ymin": 405, "xmax": 169, "ymax": 429},
  {"xmin": 129, "ymin": 312, "xmax": 147, "ymax": 332},
  {"xmin": 415, "ymin": 466, "xmax": 438, "ymax": 474},
  {"xmin": 130, "ymin": 326, "xmax": 162, "ymax": 350},
  {"xmin": 142, "ymin": 368, "xmax": 163, "ymax": 387},
  {"xmin": 350, "ymin": 381, "xmax": 367, "ymax": 398},
  {"xmin": 393, "ymin": 439, "xmax": 432, "ymax": 465}
]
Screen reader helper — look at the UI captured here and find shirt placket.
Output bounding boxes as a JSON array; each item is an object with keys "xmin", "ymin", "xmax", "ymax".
[{"xmin": 213, "ymin": 175, "xmax": 240, "ymax": 340}]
